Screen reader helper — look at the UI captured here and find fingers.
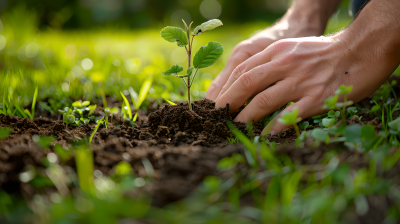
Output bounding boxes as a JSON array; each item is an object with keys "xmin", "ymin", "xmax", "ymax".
[
  {"xmin": 232, "ymin": 80, "xmax": 297, "ymax": 124},
  {"xmin": 206, "ymin": 46, "xmax": 253, "ymax": 101},
  {"xmin": 214, "ymin": 63, "xmax": 281, "ymax": 112},
  {"xmin": 215, "ymin": 49, "xmax": 274, "ymax": 102},
  {"xmin": 261, "ymin": 96, "xmax": 321, "ymax": 135}
]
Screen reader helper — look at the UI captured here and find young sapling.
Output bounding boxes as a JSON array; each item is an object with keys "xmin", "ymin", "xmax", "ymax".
[{"xmin": 161, "ymin": 19, "xmax": 224, "ymax": 110}]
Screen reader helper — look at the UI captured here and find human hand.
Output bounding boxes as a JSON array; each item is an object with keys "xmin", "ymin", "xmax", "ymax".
[
  {"xmin": 206, "ymin": 6, "xmax": 326, "ymax": 101},
  {"xmin": 214, "ymin": 30, "xmax": 400, "ymax": 135}
]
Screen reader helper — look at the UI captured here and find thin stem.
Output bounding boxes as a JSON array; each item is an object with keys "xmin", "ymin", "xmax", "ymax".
[
  {"xmin": 342, "ymin": 94, "xmax": 347, "ymax": 125},
  {"xmin": 189, "ymin": 68, "xmax": 199, "ymax": 88},
  {"xmin": 181, "ymin": 78, "xmax": 188, "ymax": 87},
  {"xmin": 293, "ymin": 123, "xmax": 300, "ymax": 138},
  {"xmin": 187, "ymin": 30, "xmax": 192, "ymax": 110}
]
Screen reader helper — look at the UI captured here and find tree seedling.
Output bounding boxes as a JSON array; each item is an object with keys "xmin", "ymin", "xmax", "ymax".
[
  {"xmin": 323, "ymin": 85, "xmax": 353, "ymax": 125},
  {"xmin": 277, "ymin": 106, "xmax": 302, "ymax": 137},
  {"xmin": 161, "ymin": 19, "xmax": 224, "ymax": 110}
]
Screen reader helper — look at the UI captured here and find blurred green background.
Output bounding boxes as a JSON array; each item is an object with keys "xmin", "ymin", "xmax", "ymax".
[
  {"xmin": 4, "ymin": 1, "xmax": 400, "ymax": 224},
  {"xmin": 0, "ymin": 0, "xmax": 353, "ymax": 109}
]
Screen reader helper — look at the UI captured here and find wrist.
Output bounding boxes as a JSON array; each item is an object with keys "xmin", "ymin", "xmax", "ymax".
[
  {"xmin": 337, "ymin": 0, "xmax": 400, "ymax": 70},
  {"xmin": 281, "ymin": 0, "xmax": 330, "ymax": 37}
]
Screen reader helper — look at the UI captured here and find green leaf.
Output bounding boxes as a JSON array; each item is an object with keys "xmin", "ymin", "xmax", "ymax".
[
  {"xmin": 160, "ymin": 26, "xmax": 188, "ymax": 47},
  {"xmin": 31, "ymin": 86, "xmax": 38, "ymax": 120},
  {"xmin": 88, "ymin": 104, "xmax": 97, "ymax": 116},
  {"xmin": 335, "ymin": 101, "xmax": 353, "ymax": 108},
  {"xmin": 322, "ymin": 118, "xmax": 335, "ymax": 127},
  {"xmin": 388, "ymin": 117, "xmax": 400, "ymax": 132},
  {"xmin": 72, "ymin": 101, "xmax": 82, "ymax": 107},
  {"xmin": 120, "ymin": 92, "xmax": 132, "ymax": 120},
  {"xmin": 136, "ymin": 76, "xmax": 153, "ymax": 110},
  {"xmin": 165, "ymin": 99, "xmax": 176, "ymax": 105},
  {"xmin": 63, "ymin": 113, "xmax": 75, "ymax": 124},
  {"xmin": 335, "ymin": 85, "xmax": 353, "ymax": 95},
  {"xmin": 193, "ymin": 19, "xmax": 223, "ymax": 36},
  {"xmin": 105, "ymin": 107, "xmax": 119, "ymax": 114},
  {"xmin": 299, "ymin": 121, "xmax": 309, "ymax": 130},
  {"xmin": 312, "ymin": 128, "xmax": 329, "ymax": 143},
  {"xmin": 193, "ymin": 41, "xmax": 224, "ymax": 69},
  {"xmin": 328, "ymin": 110, "xmax": 336, "ymax": 117},
  {"xmin": 343, "ymin": 124, "xmax": 362, "ymax": 143},
  {"xmin": 162, "ymin": 64, "xmax": 184, "ymax": 76},
  {"xmin": 181, "ymin": 67, "xmax": 195, "ymax": 78},
  {"xmin": 277, "ymin": 106, "xmax": 302, "ymax": 125},
  {"xmin": 82, "ymin": 101, "xmax": 90, "ymax": 107},
  {"xmin": 90, "ymin": 116, "xmax": 104, "ymax": 144},
  {"xmin": 322, "ymin": 95, "xmax": 338, "ymax": 110}
]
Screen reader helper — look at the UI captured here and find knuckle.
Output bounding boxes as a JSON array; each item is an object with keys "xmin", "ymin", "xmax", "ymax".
[
  {"xmin": 239, "ymin": 72, "xmax": 256, "ymax": 90},
  {"xmin": 232, "ymin": 63, "xmax": 246, "ymax": 80},
  {"xmin": 255, "ymin": 92, "xmax": 274, "ymax": 109},
  {"xmin": 281, "ymin": 52, "xmax": 301, "ymax": 64},
  {"xmin": 270, "ymin": 40, "xmax": 290, "ymax": 52},
  {"xmin": 232, "ymin": 41, "xmax": 253, "ymax": 58},
  {"xmin": 208, "ymin": 80, "xmax": 220, "ymax": 89}
]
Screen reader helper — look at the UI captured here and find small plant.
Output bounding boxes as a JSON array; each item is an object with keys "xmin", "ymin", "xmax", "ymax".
[
  {"xmin": 321, "ymin": 110, "xmax": 341, "ymax": 128},
  {"xmin": 227, "ymin": 137, "xmax": 239, "ymax": 144},
  {"xmin": 24, "ymin": 85, "xmax": 38, "ymax": 120},
  {"xmin": 89, "ymin": 116, "xmax": 105, "ymax": 144},
  {"xmin": 161, "ymin": 19, "xmax": 224, "ymax": 110},
  {"xmin": 59, "ymin": 101, "xmax": 96, "ymax": 127},
  {"xmin": 277, "ymin": 106, "xmax": 302, "ymax": 137},
  {"xmin": 104, "ymin": 107, "xmax": 118, "ymax": 128},
  {"xmin": 323, "ymin": 85, "xmax": 353, "ymax": 125}
]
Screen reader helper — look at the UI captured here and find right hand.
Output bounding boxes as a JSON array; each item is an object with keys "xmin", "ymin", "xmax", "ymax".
[{"xmin": 206, "ymin": 16, "xmax": 324, "ymax": 101}]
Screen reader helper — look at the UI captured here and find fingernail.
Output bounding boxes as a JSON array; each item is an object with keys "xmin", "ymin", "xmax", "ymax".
[{"xmin": 269, "ymin": 130, "xmax": 277, "ymax": 135}]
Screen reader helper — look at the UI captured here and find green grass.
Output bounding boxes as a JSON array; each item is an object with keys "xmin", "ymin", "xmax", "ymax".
[{"xmin": 3, "ymin": 5, "xmax": 400, "ymax": 224}]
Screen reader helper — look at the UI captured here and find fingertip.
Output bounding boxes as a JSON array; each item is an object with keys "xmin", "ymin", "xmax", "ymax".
[{"xmin": 269, "ymin": 130, "xmax": 277, "ymax": 135}]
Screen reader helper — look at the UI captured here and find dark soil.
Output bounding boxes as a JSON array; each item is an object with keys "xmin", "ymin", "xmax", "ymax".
[
  {"xmin": 0, "ymin": 99, "xmax": 269, "ymax": 205},
  {"xmin": 0, "ymin": 97, "xmax": 395, "ymax": 222}
]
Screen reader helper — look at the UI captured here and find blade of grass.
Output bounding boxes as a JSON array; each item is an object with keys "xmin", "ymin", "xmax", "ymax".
[
  {"xmin": 136, "ymin": 76, "xmax": 153, "ymax": 109},
  {"xmin": 132, "ymin": 76, "xmax": 153, "ymax": 122},
  {"xmin": 165, "ymin": 99, "xmax": 176, "ymax": 105},
  {"xmin": 120, "ymin": 91, "xmax": 132, "ymax": 120},
  {"xmin": 75, "ymin": 146, "xmax": 94, "ymax": 193},
  {"xmin": 89, "ymin": 117, "xmax": 104, "ymax": 144},
  {"xmin": 38, "ymin": 100, "xmax": 55, "ymax": 115},
  {"xmin": 99, "ymin": 82, "xmax": 107, "ymax": 108},
  {"xmin": 30, "ymin": 86, "xmax": 38, "ymax": 120}
]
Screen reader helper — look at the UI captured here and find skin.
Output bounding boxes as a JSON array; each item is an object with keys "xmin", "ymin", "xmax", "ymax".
[{"xmin": 208, "ymin": 0, "xmax": 400, "ymax": 135}]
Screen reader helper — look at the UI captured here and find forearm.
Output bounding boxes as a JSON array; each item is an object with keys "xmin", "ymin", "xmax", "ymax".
[
  {"xmin": 280, "ymin": 0, "xmax": 342, "ymax": 35},
  {"xmin": 339, "ymin": 0, "xmax": 400, "ymax": 74}
]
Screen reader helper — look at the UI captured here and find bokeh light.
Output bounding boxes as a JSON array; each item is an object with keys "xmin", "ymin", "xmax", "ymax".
[
  {"xmin": 25, "ymin": 42, "xmax": 39, "ymax": 58},
  {"xmin": 170, "ymin": 48, "xmax": 186, "ymax": 64},
  {"xmin": 200, "ymin": 0, "xmax": 221, "ymax": 19},
  {"xmin": 81, "ymin": 58, "xmax": 94, "ymax": 70},
  {"xmin": 65, "ymin": 44, "xmax": 77, "ymax": 59},
  {"xmin": 171, "ymin": 9, "xmax": 191, "ymax": 25}
]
